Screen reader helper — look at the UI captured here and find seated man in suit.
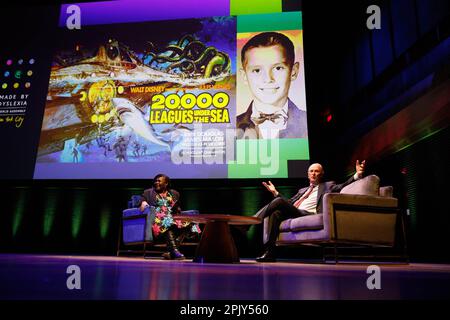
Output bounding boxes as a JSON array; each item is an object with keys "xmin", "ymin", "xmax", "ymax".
[
  {"xmin": 236, "ymin": 31, "xmax": 308, "ymax": 139},
  {"xmin": 255, "ymin": 160, "xmax": 366, "ymax": 262},
  {"xmin": 139, "ymin": 173, "xmax": 200, "ymax": 260}
]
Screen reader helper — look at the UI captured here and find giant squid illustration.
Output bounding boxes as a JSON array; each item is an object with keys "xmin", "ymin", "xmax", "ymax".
[{"xmin": 144, "ymin": 34, "xmax": 231, "ymax": 79}]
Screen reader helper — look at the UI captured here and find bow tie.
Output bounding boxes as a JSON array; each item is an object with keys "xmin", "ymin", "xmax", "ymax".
[{"xmin": 251, "ymin": 112, "xmax": 287, "ymax": 125}]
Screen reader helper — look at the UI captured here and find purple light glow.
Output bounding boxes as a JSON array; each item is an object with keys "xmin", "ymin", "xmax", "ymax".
[{"xmin": 59, "ymin": 0, "xmax": 230, "ymax": 27}]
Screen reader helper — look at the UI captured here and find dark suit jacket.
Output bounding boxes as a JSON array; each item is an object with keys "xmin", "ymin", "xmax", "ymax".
[
  {"xmin": 254, "ymin": 176, "xmax": 357, "ymax": 219},
  {"xmin": 139, "ymin": 188, "xmax": 181, "ymax": 214},
  {"xmin": 236, "ymin": 99, "xmax": 308, "ymax": 139},
  {"xmin": 286, "ymin": 176, "xmax": 356, "ymax": 214}
]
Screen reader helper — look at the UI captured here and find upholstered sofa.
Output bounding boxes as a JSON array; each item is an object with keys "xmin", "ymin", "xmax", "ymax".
[{"xmin": 263, "ymin": 175, "xmax": 405, "ymax": 260}]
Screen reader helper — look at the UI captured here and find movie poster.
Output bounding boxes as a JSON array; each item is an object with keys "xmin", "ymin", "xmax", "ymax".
[{"xmin": 34, "ymin": 17, "xmax": 237, "ymax": 178}]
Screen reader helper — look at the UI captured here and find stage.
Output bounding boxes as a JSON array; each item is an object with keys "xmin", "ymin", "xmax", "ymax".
[{"xmin": 1, "ymin": 254, "xmax": 450, "ymax": 300}]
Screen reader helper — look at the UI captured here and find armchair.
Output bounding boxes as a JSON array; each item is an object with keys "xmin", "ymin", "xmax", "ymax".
[
  {"xmin": 263, "ymin": 175, "xmax": 408, "ymax": 262},
  {"xmin": 117, "ymin": 195, "xmax": 199, "ymax": 257}
]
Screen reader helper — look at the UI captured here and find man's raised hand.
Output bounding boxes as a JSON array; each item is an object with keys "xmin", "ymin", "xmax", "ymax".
[
  {"xmin": 262, "ymin": 181, "xmax": 278, "ymax": 197},
  {"xmin": 356, "ymin": 160, "xmax": 366, "ymax": 177}
]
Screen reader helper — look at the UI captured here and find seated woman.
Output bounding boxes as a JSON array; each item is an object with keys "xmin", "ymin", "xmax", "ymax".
[{"xmin": 139, "ymin": 173, "xmax": 201, "ymax": 260}]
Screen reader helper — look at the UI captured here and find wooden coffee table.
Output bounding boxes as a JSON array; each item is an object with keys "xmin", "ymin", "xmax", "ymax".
[{"xmin": 175, "ymin": 214, "xmax": 261, "ymax": 263}]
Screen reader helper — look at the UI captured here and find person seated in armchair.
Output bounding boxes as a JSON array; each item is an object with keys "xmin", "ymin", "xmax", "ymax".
[
  {"xmin": 139, "ymin": 173, "xmax": 201, "ymax": 260},
  {"xmin": 255, "ymin": 160, "xmax": 366, "ymax": 262}
]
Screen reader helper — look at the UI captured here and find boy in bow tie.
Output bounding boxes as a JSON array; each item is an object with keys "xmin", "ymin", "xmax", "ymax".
[{"xmin": 236, "ymin": 31, "xmax": 308, "ymax": 139}]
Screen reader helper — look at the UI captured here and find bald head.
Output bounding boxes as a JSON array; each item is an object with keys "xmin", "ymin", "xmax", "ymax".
[{"xmin": 307, "ymin": 163, "xmax": 324, "ymax": 185}]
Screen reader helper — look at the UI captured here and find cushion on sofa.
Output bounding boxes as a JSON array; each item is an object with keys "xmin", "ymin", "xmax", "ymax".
[
  {"xmin": 131, "ymin": 195, "xmax": 142, "ymax": 207},
  {"xmin": 340, "ymin": 174, "xmax": 380, "ymax": 196},
  {"xmin": 280, "ymin": 214, "xmax": 324, "ymax": 232},
  {"xmin": 379, "ymin": 186, "xmax": 393, "ymax": 197}
]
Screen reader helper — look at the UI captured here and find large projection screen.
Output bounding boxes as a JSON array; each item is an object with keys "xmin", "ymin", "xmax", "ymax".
[{"xmin": 33, "ymin": 1, "xmax": 309, "ymax": 179}]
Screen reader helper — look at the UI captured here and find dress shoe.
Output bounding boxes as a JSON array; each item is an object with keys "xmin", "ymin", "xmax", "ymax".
[
  {"xmin": 256, "ymin": 250, "xmax": 277, "ymax": 262},
  {"xmin": 163, "ymin": 249, "xmax": 185, "ymax": 260}
]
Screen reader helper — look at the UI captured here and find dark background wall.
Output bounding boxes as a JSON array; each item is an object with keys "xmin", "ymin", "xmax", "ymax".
[
  {"xmin": 302, "ymin": 0, "xmax": 450, "ymax": 262},
  {"xmin": 0, "ymin": 0, "xmax": 449, "ymax": 262}
]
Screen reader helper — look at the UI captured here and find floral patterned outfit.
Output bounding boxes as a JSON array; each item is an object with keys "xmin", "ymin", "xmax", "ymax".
[{"xmin": 152, "ymin": 191, "xmax": 201, "ymax": 237}]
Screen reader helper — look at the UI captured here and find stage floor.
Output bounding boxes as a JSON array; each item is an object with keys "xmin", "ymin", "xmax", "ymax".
[{"xmin": 1, "ymin": 254, "xmax": 450, "ymax": 300}]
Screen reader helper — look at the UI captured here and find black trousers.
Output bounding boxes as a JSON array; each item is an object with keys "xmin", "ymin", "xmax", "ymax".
[{"xmin": 257, "ymin": 197, "xmax": 313, "ymax": 250}]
